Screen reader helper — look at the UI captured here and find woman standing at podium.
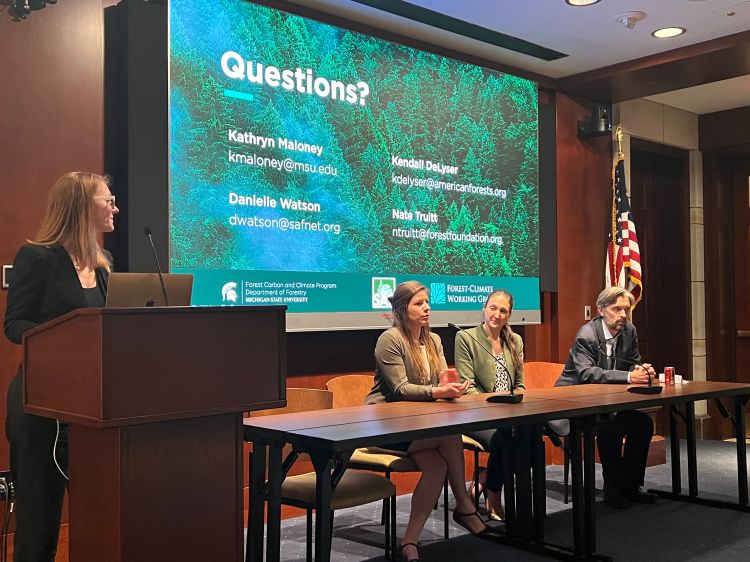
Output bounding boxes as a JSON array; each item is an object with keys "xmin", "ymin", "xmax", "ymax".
[
  {"xmin": 3, "ymin": 171, "xmax": 118, "ymax": 562},
  {"xmin": 365, "ymin": 281, "xmax": 500, "ymax": 562}
]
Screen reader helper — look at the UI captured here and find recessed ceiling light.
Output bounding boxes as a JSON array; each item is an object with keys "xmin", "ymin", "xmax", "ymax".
[
  {"xmin": 565, "ymin": 0, "xmax": 601, "ymax": 6},
  {"xmin": 652, "ymin": 27, "xmax": 686, "ymax": 38}
]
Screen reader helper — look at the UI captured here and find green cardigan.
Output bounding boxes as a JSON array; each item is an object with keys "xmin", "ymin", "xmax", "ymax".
[{"xmin": 454, "ymin": 325, "xmax": 525, "ymax": 394}]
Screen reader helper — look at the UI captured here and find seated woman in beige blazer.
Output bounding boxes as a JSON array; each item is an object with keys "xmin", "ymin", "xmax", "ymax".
[{"xmin": 365, "ymin": 281, "xmax": 501, "ymax": 562}]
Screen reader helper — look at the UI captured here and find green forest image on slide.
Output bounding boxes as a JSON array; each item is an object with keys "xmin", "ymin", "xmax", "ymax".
[{"xmin": 169, "ymin": 0, "xmax": 539, "ymax": 277}]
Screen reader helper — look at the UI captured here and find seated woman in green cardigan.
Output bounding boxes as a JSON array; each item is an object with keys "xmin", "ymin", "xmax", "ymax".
[{"xmin": 454, "ymin": 289, "xmax": 525, "ymax": 520}]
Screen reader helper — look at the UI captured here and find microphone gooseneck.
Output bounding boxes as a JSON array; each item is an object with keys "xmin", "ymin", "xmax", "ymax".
[
  {"xmin": 595, "ymin": 340, "xmax": 662, "ymax": 394},
  {"xmin": 143, "ymin": 226, "xmax": 169, "ymax": 306},
  {"xmin": 595, "ymin": 341, "xmax": 642, "ymax": 370},
  {"xmin": 449, "ymin": 323, "xmax": 522, "ymax": 404}
]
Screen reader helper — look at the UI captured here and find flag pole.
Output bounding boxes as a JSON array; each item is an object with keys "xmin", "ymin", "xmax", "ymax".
[
  {"xmin": 608, "ymin": 125, "xmax": 622, "ymax": 286},
  {"xmin": 610, "ymin": 123, "xmax": 643, "ymax": 308}
]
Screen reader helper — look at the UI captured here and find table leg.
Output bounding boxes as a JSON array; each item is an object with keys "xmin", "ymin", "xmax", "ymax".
[
  {"xmin": 652, "ymin": 395, "xmax": 750, "ymax": 513},
  {"xmin": 502, "ymin": 428, "xmax": 517, "ymax": 537},
  {"xmin": 736, "ymin": 397, "xmax": 748, "ymax": 505},
  {"xmin": 265, "ymin": 442, "xmax": 283, "ymax": 562},
  {"xmin": 669, "ymin": 404, "xmax": 681, "ymax": 494},
  {"xmin": 310, "ymin": 450, "xmax": 334, "ymax": 562},
  {"xmin": 583, "ymin": 418, "xmax": 597, "ymax": 556},
  {"xmin": 247, "ymin": 440, "xmax": 267, "ymax": 562},
  {"xmin": 531, "ymin": 424, "xmax": 546, "ymax": 543},
  {"xmin": 685, "ymin": 402, "xmax": 698, "ymax": 498},
  {"xmin": 569, "ymin": 419, "xmax": 585, "ymax": 557},
  {"xmin": 514, "ymin": 426, "xmax": 533, "ymax": 541}
]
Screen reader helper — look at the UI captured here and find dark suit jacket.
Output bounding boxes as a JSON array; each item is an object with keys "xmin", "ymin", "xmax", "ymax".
[
  {"xmin": 555, "ymin": 316, "xmax": 640, "ymax": 386},
  {"xmin": 4, "ymin": 244, "xmax": 110, "ymax": 345}
]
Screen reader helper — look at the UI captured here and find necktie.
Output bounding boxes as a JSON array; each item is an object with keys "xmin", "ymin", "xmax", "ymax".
[{"xmin": 609, "ymin": 337, "xmax": 618, "ymax": 369}]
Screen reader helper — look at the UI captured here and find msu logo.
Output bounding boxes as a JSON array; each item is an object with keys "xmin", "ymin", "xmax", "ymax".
[{"xmin": 221, "ymin": 282, "xmax": 238, "ymax": 303}]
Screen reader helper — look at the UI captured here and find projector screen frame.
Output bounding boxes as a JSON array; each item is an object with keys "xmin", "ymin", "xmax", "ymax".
[{"xmin": 105, "ymin": 0, "xmax": 555, "ymax": 332}]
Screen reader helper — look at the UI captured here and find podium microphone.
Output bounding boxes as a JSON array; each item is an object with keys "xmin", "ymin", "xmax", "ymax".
[
  {"xmin": 595, "ymin": 343, "xmax": 661, "ymax": 394},
  {"xmin": 143, "ymin": 226, "xmax": 169, "ymax": 306},
  {"xmin": 448, "ymin": 323, "xmax": 523, "ymax": 404}
]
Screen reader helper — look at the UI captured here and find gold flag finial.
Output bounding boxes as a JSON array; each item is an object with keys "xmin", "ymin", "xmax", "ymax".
[{"xmin": 615, "ymin": 124, "xmax": 624, "ymax": 159}]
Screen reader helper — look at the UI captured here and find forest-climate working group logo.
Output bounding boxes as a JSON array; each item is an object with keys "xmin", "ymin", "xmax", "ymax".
[
  {"xmin": 221, "ymin": 281, "xmax": 239, "ymax": 303},
  {"xmin": 429, "ymin": 283, "xmax": 446, "ymax": 304},
  {"xmin": 371, "ymin": 277, "xmax": 396, "ymax": 309}
]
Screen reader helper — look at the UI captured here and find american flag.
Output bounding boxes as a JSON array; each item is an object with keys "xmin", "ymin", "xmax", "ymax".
[{"xmin": 605, "ymin": 157, "xmax": 643, "ymax": 305}]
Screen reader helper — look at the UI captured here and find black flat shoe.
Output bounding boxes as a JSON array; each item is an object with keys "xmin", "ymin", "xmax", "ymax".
[
  {"xmin": 602, "ymin": 486, "xmax": 631, "ymax": 509},
  {"xmin": 625, "ymin": 486, "xmax": 657, "ymax": 504},
  {"xmin": 13, "ymin": 0, "xmax": 29, "ymax": 16},
  {"xmin": 12, "ymin": 4, "xmax": 26, "ymax": 18},
  {"xmin": 452, "ymin": 510, "xmax": 503, "ymax": 540},
  {"xmin": 399, "ymin": 542, "xmax": 420, "ymax": 562}
]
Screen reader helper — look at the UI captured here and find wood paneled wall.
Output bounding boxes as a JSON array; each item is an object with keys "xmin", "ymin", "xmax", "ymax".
[
  {"xmin": 553, "ymin": 95, "xmax": 613, "ymax": 359},
  {"xmin": 700, "ymin": 106, "xmax": 750, "ymax": 152},
  {"xmin": 701, "ymin": 106, "xmax": 750, "ymax": 438},
  {"xmin": 0, "ymin": 4, "xmax": 613, "ymax": 470},
  {"xmin": 0, "ymin": 1, "xmax": 120, "ymax": 469},
  {"xmin": 524, "ymin": 94, "xmax": 613, "ymax": 362}
]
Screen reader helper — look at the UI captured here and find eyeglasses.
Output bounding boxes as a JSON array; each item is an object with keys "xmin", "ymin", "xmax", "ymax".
[{"xmin": 94, "ymin": 195, "xmax": 116, "ymax": 207}]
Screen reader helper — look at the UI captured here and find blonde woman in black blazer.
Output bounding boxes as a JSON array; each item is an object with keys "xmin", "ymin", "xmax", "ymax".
[{"xmin": 4, "ymin": 172, "xmax": 118, "ymax": 561}]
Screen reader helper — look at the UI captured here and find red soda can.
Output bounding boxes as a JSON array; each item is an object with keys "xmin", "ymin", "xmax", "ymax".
[{"xmin": 664, "ymin": 366, "xmax": 675, "ymax": 386}]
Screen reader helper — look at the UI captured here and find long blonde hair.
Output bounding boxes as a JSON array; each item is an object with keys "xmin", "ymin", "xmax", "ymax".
[
  {"xmin": 389, "ymin": 281, "xmax": 441, "ymax": 383},
  {"xmin": 30, "ymin": 172, "xmax": 112, "ymax": 272},
  {"xmin": 483, "ymin": 289, "xmax": 523, "ymax": 372}
]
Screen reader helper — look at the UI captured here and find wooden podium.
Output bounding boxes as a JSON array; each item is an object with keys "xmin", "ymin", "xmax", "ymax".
[{"xmin": 23, "ymin": 306, "xmax": 286, "ymax": 562}]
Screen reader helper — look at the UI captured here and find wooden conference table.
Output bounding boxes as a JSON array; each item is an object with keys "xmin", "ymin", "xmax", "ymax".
[{"xmin": 244, "ymin": 381, "xmax": 750, "ymax": 562}]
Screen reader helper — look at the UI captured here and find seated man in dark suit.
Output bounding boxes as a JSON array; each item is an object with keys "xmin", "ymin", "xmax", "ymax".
[{"xmin": 556, "ymin": 287, "xmax": 657, "ymax": 508}]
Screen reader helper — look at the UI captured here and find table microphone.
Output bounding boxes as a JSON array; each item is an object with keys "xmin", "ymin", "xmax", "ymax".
[
  {"xmin": 448, "ymin": 323, "xmax": 523, "ymax": 404},
  {"xmin": 628, "ymin": 383, "xmax": 662, "ymax": 395},
  {"xmin": 595, "ymin": 343, "xmax": 661, "ymax": 394},
  {"xmin": 143, "ymin": 226, "xmax": 169, "ymax": 306}
]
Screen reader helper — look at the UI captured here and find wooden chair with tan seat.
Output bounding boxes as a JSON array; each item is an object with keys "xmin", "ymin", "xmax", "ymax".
[
  {"xmin": 461, "ymin": 435, "xmax": 489, "ymax": 511},
  {"xmin": 247, "ymin": 388, "xmax": 397, "ymax": 562},
  {"xmin": 325, "ymin": 374, "xmax": 451, "ymax": 540}
]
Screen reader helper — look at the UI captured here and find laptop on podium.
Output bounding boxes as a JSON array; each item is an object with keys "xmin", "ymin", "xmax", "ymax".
[{"xmin": 105, "ymin": 272, "xmax": 193, "ymax": 308}]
